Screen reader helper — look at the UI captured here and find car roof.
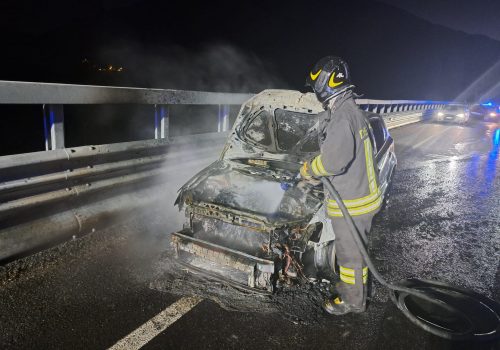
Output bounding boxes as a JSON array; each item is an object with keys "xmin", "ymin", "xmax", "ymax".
[{"xmin": 243, "ymin": 89, "xmax": 324, "ymax": 114}]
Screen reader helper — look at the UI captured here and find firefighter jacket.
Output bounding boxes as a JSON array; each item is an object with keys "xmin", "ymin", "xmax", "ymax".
[{"xmin": 301, "ymin": 92, "xmax": 382, "ymax": 217}]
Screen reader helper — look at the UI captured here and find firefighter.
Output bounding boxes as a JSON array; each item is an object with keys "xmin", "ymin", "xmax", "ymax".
[{"xmin": 300, "ymin": 56, "xmax": 381, "ymax": 315}]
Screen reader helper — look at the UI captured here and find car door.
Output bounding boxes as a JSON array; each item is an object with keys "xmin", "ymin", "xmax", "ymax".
[{"xmin": 368, "ymin": 115, "xmax": 394, "ymax": 192}]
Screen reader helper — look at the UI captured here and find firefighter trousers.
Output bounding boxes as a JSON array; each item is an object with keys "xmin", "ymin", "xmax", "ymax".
[{"xmin": 330, "ymin": 214, "xmax": 374, "ymax": 309}]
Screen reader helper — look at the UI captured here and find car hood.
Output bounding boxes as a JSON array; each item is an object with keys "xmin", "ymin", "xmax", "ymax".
[{"xmin": 177, "ymin": 159, "xmax": 323, "ymax": 225}]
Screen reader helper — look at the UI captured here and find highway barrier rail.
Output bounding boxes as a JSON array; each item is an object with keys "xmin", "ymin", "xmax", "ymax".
[{"xmin": 0, "ymin": 80, "xmax": 454, "ymax": 263}]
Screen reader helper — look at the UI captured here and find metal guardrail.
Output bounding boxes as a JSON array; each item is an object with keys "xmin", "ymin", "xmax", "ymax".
[
  {"xmin": 382, "ymin": 111, "xmax": 427, "ymax": 129},
  {"xmin": 357, "ymin": 99, "xmax": 449, "ymax": 114},
  {"xmin": 0, "ymin": 133, "xmax": 228, "ymax": 263},
  {"xmin": 0, "ymin": 80, "xmax": 450, "ymax": 151},
  {"xmin": 0, "ymin": 80, "xmax": 253, "ymax": 149},
  {"xmin": 0, "ymin": 80, "xmax": 254, "ymax": 105},
  {"xmin": 0, "ymin": 80, "xmax": 453, "ymax": 263}
]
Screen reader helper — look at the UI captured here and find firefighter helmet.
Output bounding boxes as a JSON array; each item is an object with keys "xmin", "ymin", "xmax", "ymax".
[{"xmin": 306, "ymin": 56, "xmax": 353, "ymax": 104}]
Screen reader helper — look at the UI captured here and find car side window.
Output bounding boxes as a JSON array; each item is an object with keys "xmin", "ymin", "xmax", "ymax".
[
  {"xmin": 369, "ymin": 118, "xmax": 386, "ymax": 153},
  {"xmin": 244, "ymin": 111, "xmax": 272, "ymax": 146}
]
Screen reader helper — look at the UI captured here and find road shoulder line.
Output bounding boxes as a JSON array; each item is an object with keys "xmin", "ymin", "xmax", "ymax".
[{"xmin": 109, "ymin": 296, "xmax": 202, "ymax": 350}]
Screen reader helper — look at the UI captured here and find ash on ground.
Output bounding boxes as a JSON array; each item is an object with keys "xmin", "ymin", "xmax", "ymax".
[{"xmin": 150, "ymin": 251, "xmax": 336, "ymax": 325}]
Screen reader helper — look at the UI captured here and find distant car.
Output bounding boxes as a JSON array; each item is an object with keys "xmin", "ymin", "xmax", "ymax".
[
  {"xmin": 484, "ymin": 109, "xmax": 500, "ymax": 122},
  {"xmin": 470, "ymin": 104, "xmax": 499, "ymax": 122},
  {"xmin": 171, "ymin": 89, "xmax": 397, "ymax": 291},
  {"xmin": 433, "ymin": 105, "xmax": 470, "ymax": 124}
]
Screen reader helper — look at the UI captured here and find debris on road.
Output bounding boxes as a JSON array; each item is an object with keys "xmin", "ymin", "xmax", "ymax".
[{"xmin": 151, "ymin": 250, "xmax": 337, "ymax": 325}]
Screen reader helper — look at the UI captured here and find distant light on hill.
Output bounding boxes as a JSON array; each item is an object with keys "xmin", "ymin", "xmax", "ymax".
[{"xmin": 81, "ymin": 58, "xmax": 124, "ymax": 73}]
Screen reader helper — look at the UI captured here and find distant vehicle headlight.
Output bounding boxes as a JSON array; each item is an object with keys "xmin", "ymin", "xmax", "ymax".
[
  {"xmin": 489, "ymin": 112, "xmax": 497, "ymax": 117},
  {"xmin": 456, "ymin": 113, "xmax": 465, "ymax": 118},
  {"xmin": 437, "ymin": 112, "xmax": 444, "ymax": 116}
]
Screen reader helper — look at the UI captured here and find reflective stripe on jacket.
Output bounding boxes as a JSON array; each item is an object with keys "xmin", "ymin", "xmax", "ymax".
[{"xmin": 304, "ymin": 92, "xmax": 381, "ymax": 217}]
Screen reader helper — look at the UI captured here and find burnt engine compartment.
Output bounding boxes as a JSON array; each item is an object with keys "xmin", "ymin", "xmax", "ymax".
[
  {"xmin": 179, "ymin": 203, "xmax": 325, "ymax": 291},
  {"xmin": 162, "ymin": 206, "xmax": 337, "ymax": 324}
]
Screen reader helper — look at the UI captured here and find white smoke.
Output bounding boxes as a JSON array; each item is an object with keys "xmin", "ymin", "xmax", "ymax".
[{"xmin": 96, "ymin": 41, "xmax": 287, "ymax": 92}]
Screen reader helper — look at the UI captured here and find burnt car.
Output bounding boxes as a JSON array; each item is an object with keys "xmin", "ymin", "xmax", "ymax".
[
  {"xmin": 171, "ymin": 90, "xmax": 397, "ymax": 291},
  {"xmin": 433, "ymin": 105, "xmax": 470, "ymax": 124}
]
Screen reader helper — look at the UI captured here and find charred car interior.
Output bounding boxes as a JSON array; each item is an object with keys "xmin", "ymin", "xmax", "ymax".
[{"xmin": 171, "ymin": 90, "xmax": 397, "ymax": 292}]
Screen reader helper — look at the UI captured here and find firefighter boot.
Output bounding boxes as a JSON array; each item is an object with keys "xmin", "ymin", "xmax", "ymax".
[
  {"xmin": 322, "ymin": 267, "xmax": 367, "ymax": 315},
  {"xmin": 322, "ymin": 285, "xmax": 365, "ymax": 315}
]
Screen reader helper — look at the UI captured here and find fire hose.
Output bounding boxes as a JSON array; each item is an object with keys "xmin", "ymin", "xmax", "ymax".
[{"xmin": 320, "ymin": 177, "xmax": 500, "ymax": 341}]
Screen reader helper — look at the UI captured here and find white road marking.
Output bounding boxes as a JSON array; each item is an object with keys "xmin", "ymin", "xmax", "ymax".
[{"xmin": 109, "ymin": 296, "xmax": 202, "ymax": 350}]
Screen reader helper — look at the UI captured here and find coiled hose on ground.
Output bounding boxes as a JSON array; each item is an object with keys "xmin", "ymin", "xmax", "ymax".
[{"xmin": 320, "ymin": 177, "xmax": 500, "ymax": 341}]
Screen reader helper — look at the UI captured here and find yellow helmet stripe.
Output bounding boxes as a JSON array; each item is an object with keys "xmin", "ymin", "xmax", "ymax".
[
  {"xmin": 310, "ymin": 69, "xmax": 322, "ymax": 81},
  {"xmin": 328, "ymin": 72, "xmax": 343, "ymax": 88}
]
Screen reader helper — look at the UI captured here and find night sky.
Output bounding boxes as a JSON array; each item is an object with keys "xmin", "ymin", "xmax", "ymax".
[
  {"xmin": 381, "ymin": 0, "xmax": 500, "ymax": 41},
  {"xmin": 8, "ymin": 1, "xmax": 499, "ymax": 41},
  {"xmin": 2, "ymin": 0, "xmax": 500, "ymax": 101}
]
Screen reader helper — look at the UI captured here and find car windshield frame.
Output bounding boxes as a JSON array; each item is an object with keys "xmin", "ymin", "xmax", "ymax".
[{"xmin": 239, "ymin": 107, "xmax": 319, "ymax": 156}]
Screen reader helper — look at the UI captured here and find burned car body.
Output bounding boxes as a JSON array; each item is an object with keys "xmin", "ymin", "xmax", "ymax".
[{"xmin": 172, "ymin": 90, "xmax": 396, "ymax": 291}]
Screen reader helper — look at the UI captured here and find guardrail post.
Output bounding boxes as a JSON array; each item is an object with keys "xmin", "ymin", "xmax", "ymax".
[
  {"xmin": 218, "ymin": 104, "xmax": 230, "ymax": 132},
  {"xmin": 43, "ymin": 104, "xmax": 64, "ymax": 150},
  {"xmin": 154, "ymin": 105, "xmax": 169, "ymax": 140}
]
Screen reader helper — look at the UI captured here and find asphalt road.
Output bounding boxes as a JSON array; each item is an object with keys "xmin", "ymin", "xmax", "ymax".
[{"xmin": 0, "ymin": 119, "xmax": 499, "ymax": 349}]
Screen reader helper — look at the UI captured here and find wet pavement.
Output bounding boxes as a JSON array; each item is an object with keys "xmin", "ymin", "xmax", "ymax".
[{"xmin": 0, "ymin": 120, "xmax": 499, "ymax": 349}]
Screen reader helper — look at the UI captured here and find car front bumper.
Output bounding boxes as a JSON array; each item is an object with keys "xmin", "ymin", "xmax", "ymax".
[
  {"xmin": 171, "ymin": 230, "xmax": 275, "ymax": 291},
  {"xmin": 435, "ymin": 114, "xmax": 468, "ymax": 123}
]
